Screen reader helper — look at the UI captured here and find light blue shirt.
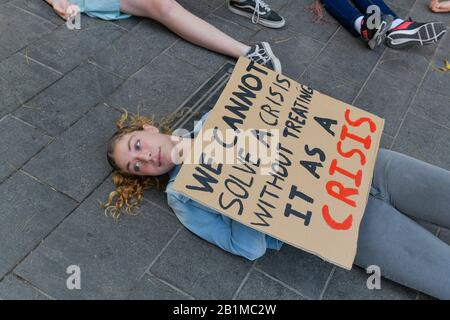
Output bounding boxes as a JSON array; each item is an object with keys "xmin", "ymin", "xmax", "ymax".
[{"xmin": 165, "ymin": 112, "xmax": 284, "ymax": 261}]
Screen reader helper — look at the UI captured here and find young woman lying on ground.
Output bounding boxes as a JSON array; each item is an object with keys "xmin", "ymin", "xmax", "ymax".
[
  {"xmin": 44, "ymin": 0, "xmax": 283, "ymax": 72},
  {"xmin": 430, "ymin": 0, "xmax": 450, "ymax": 13},
  {"xmin": 320, "ymin": 0, "xmax": 447, "ymax": 49},
  {"xmin": 103, "ymin": 110, "xmax": 450, "ymax": 299}
]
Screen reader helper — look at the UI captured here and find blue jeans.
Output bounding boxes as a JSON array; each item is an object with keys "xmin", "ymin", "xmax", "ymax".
[
  {"xmin": 355, "ymin": 149, "xmax": 450, "ymax": 299},
  {"xmin": 320, "ymin": 0, "xmax": 398, "ymax": 36}
]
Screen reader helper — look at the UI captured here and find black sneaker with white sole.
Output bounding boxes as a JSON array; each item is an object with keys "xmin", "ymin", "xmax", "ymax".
[
  {"xmin": 228, "ymin": 0, "xmax": 285, "ymax": 29},
  {"xmin": 245, "ymin": 42, "xmax": 282, "ymax": 73},
  {"xmin": 386, "ymin": 19, "xmax": 447, "ymax": 49}
]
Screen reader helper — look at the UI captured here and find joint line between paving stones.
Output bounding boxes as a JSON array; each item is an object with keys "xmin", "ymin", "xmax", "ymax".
[
  {"xmin": 0, "ymin": 173, "xmax": 112, "ymax": 285},
  {"xmin": 146, "ymin": 271, "xmax": 196, "ymax": 300},
  {"xmin": 319, "ymin": 266, "xmax": 336, "ymax": 300},
  {"xmin": 232, "ymin": 260, "xmax": 257, "ymax": 300},
  {"xmin": 253, "ymin": 266, "xmax": 310, "ymax": 299},
  {"xmin": 11, "ymin": 273, "xmax": 57, "ymax": 300}
]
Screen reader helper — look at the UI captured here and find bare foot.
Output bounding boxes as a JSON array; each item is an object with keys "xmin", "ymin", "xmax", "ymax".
[
  {"xmin": 430, "ymin": 0, "xmax": 450, "ymax": 13},
  {"xmin": 50, "ymin": 0, "xmax": 80, "ymax": 20}
]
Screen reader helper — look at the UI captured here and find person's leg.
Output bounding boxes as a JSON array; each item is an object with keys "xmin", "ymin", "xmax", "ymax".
[
  {"xmin": 120, "ymin": 0, "xmax": 250, "ymax": 58},
  {"xmin": 372, "ymin": 149, "xmax": 450, "ymax": 228},
  {"xmin": 355, "ymin": 196, "xmax": 450, "ymax": 299},
  {"xmin": 351, "ymin": 0, "xmax": 398, "ymax": 18},
  {"xmin": 320, "ymin": 0, "xmax": 363, "ymax": 36}
]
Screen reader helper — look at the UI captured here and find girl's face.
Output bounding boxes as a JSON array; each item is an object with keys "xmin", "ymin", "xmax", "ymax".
[{"xmin": 112, "ymin": 125, "xmax": 178, "ymax": 176}]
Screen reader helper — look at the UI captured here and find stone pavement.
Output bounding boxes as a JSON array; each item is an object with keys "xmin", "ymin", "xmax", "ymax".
[{"xmin": 0, "ymin": 0, "xmax": 449, "ymax": 300}]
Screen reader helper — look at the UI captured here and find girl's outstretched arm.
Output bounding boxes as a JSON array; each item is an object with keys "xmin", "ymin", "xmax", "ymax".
[{"xmin": 430, "ymin": 0, "xmax": 450, "ymax": 12}]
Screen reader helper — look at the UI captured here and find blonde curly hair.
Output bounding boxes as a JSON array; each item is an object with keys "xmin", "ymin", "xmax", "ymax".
[{"xmin": 102, "ymin": 107, "xmax": 191, "ymax": 219}]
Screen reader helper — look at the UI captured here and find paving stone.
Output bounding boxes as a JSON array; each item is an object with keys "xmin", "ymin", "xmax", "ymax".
[
  {"xmin": 110, "ymin": 16, "xmax": 142, "ymax": 31},
  {"xmin": 250, "ymin": 27, "xmax": 324, "ymax": 80},
  {"xmin": 14, "ymin": 178, "xmax": 181, "ymax": 299},
  {"xmin": 439, "ymin": 228, "xmax": 450, "ymax": 245},
  {"xmin": 0, "ymin": 3, "xmax": 56, "ymax": 60},
  {"xmin": 323, "ymin": 266, "xmax": 417, "ymax": 300},
  {"xmin": 380, "ymin": 134, "xmax": 394, "ymax": 150},
  {"xmin": 377, "ymin": 45, "xmax": 437, "ymax": 86},
  {"xmin": 279, "ymin": 0, "xmax": 340, "ymax": 43},
  {"xmin": 314, "ymin": 27, "xmax": 385, "ymax": 85},
  {"xmin": 236, "ymin": 270, "xmax": 304, "ymax": 300},
  {"xmin": 421, "ymin": 47, "xmax": 450, "ymax": 98},
  {"xmin": 256, "ymin": 245, "xmax": 334, "ymax": 299},
  {"xmin": 0, "ymin": 52, "xmax": 61, "ymax": 118},
  {"xmin": 166, "ymin": 14, "xmax": 254, "ymax": 73},
  {"xmin": 0, "ymin": 275, "xmax": 50, "ymax": 300},
  {"xmin": 93, "ymin": 20, "xmax": 178, "ymax": 78},
  {"xmin": 354, "ymin": 69, "xmax": 418, "ymax": 136},
  {"xmin": 106, "ymin": 54, "xmax": 211, "ymax": 119},
  {"xmin": 410, "ymin": 87, "xmax": 450, "ymax": 129},
  {"xmin": 0, "ymin": 172, "xmax": 77, "ymax": 278},
  {"xmin": 392, "ymin": 113, "xmax": 450, "ymax": 171},
  {"xmin": 127, "ymin": 274, "xmax": 192, "ymax": 300},
  {"xmin": 150, "ymin": 229, "xmax": 253, "ymax": 299},
  {"xmin": 14, "ymin": 62, "xmax": 123, "ymax": 136},
  {"xmin": 23, "ymin": 16, "xmax": 124, "ymax": 73},
  {"xmin": 0, "ymin": 116, "xmax": 52, "ymax": 182},
  {"xmin": 12, "ymin": 0, "xmax": 66, "ymax": 26},
  {"xmin": 22, "ymin": 104, "xmax": 120, "ymax": 202},
  {"xmin": 177, "ymin": 0, "xmax": 226, "ymax": 18},
  {"xmin": 409, "ymin": 0, "xmax": 450, "ymax": 25},
  {"xmin": 299, "ymin": 65, "xmax": 362, "ymax": 104}
]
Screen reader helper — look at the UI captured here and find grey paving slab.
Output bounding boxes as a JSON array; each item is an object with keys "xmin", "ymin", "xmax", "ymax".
[
  {"xmin": 106, "ymin": 54, "xmax": 212, "ymax": 119},
  {"xmin": 299, "ymin": 65, "xmax": 362, "ymax": 104},
  {"xmin": 421, "ymin": 47, "xmax": 450, "ymax": 98},
  {"xmin": 392, "ymin": 113, "xmax": 450, "ymax": 171},
  {"xmin": 11, "ymin": 0, "xmax": 66, "ymax": 26},
  {"xmin": 22, "ymin": 16, "xmax": 124, "ymax": 74},
  {"xmin": 110, "ymin": 16, "xmax": 142, "ymax": 31},
  {"xmin": 236, "ymin": 270, "xmax": 304, "ymax": 300},
  {"xmin": 0, "ymin": 2, "xmax": 56, "ymax": 61},
  {"xmin": 14, "ymin": 178, "xmax": 181, "ymax": 299},
  {"xmin": 0, "ymin": 116, "xmax": 52, "ymax": 182},
  {"xmin": 410, "ymin": 87, "xmax": 450, "ymax": 128},
  {"xmin": 127, "ymin": 274, "xmax": 192, "ymax": 300},
  {"xmin": 14, "ymin": 62, "xmax": 123, "ymax": 136},
  {"xmin": 377, "ymin": 45, "xmax": 437, "ymax": 86},
  {"xmin": 0, "ymin": 275, "xmax": 50, "ymax": 300},
  {"xmin": 323, "ymin": 266, "xmax": 417, "ymax": 300},
  {"xmin": 250, "ymin": 27, "xmax": 324, "ymax": 80},
  {"xmin": 166, "ymin": 14, "xmax": 254, "ymax": 73},
  {"xmin": 150, "ymin": 229, "xmax": 253, "ymax": 299},
  {"xmin": 0, "ymin": 171, "xmax": 77, "ymax": 279},
  {"xmin": 278, "ymin": 0, "xmax": 340, "ymax": 43},
  {"xmin": 380, "ymin": 134, "xmax": 394, "ymax": 149},
  {"xmin": 93, "ymin": 20, "xmax": 178, "ymax": 78},
  {"xmin": 354, "ymin": 69, "xmax": 419, "ymax": 136},
  {"xmin": 409, "ymin": 0, "xmax": 450, "ymax": 25},
  {"xmin": 439, "ymin": 228, "xmax": 450, "ymax": 245},
  {"xmin": 22, "ymin": 104, "xmax": 120, "ymax": 202},
  {"xmin": 314, "ymin": 27, "xmax": 385, "ymax": 85},
  {"xmin": 256, "ymin": 245, "xmax": 334, "ymax": 299},
  {"xmin": 0, "ymin": 52, "xmax": 62, "ymax": 118},
  {"xmin": 177, "ymin": 0, "xmax": 226, "ymax": 18}
]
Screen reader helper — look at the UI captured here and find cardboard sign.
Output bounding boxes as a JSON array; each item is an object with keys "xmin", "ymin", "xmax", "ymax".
[{"xmin": 173, "ymin": 57, "xmax": 384, "ymax": 269}]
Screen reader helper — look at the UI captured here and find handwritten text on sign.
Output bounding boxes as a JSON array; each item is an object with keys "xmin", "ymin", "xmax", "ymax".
[{"xmin": 173, "ymin": 58, "xmax": 384, "ymax": 269}]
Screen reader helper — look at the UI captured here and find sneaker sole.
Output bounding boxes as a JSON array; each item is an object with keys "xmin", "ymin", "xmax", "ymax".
[
  {"xmin": 368, "ymin": 15, "xmax": 394, "ymax": 50},
  {"xmin": 228, "ymin": 3, "xmax": 286, "ymax": 29},
  {"xmin": 260, "ymin": 41, "xmax": 282, "ymax": 73},
  {"xmin": 386, "ymin": 22, "xmax": 447, "ymax": 49}
]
